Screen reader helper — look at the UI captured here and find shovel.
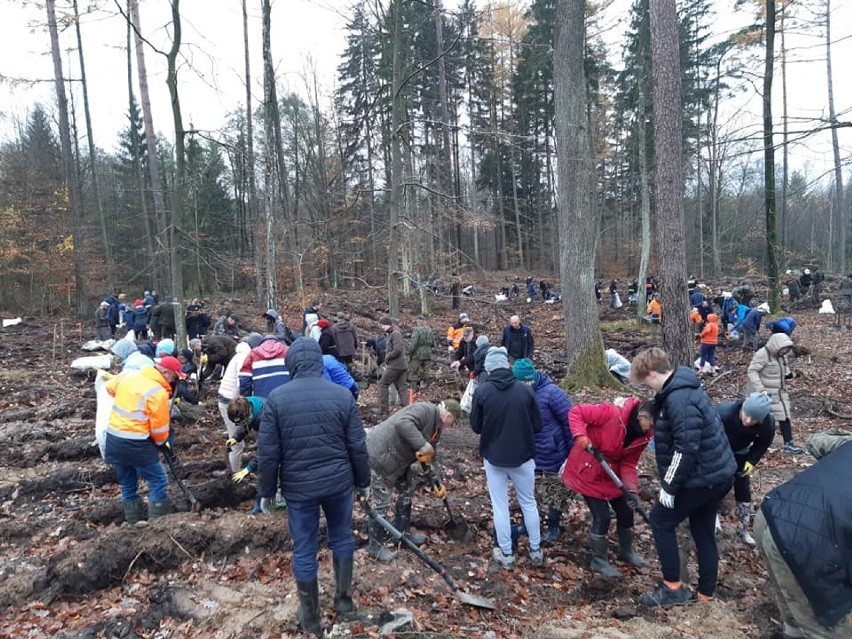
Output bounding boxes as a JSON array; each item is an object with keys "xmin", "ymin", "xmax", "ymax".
[
  {"xmin": 162, "ymin": 446, "xmax": 202, "ymax": 513},
  {"xmin": 421, "ymin": 464, "xmax": 469, "ymax": 541},
  {"xmin": 358, "ymin": 496, "xmax": 495, "ymax": 610},
  {"xmin": 587, "ymin": 446, "xmax": 650, "ymax": 526}
]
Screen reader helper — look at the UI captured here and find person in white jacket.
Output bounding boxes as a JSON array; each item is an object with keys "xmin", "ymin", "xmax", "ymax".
[{"xmin": 218, "ymin": 333, "xmax": 262, "ymax": 472}]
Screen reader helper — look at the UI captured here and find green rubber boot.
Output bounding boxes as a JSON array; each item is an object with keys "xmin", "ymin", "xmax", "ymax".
[
  {"xmin": 617, "ymin": 527, "xmax": 645, "ymax": 567},
  {"xmin": 148, "ymin": 498, "xmax": 172, "ymax": 519},
  {"xmin": 122, "ymin": 497, "xmax": 144, "ymax": 524},
  {"xmin": 333, "ymin": 555, "xmax": 355, "ymax": 614},
  {"xmin": 296, "ymin": 579, "xmax": 322, "ymax": 637},
  {"xmin": 590, "ymin": 534, "xmax": 622, "ymax": 578}
]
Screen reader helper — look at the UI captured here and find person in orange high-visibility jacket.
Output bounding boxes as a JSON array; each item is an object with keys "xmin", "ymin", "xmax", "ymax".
[
  {"xmin": 446, "ymin": 313, "xmax": 470, "ymax": 352},
  {"xmin": 104, "ymin": 356, "xmax": 185, "ymax": 524}
]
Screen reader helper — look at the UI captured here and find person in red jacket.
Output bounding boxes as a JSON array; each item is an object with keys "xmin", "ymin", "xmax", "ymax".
[
  {"xmin": 563, "ymin": 398, "xmax": 655, "ymax": 578},
  {"xmin": 698, "ymin": 313, "xmax": 719, "ymax": 373}
]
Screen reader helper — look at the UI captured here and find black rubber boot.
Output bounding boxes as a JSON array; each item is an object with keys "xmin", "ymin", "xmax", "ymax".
[
  {"xmin": 367, "ymin": 521, "xmax": 397, "ymax": 562},
  {"xmin": 148, "ymin": 498, "xmax": 172, "ymax": 519},
  {"xmin": 393, "ymin": 500, "xmax": 426, "ymax": 546},
  {"xmin": 296, "ymin": 579, "xmax": 322, "ymax": 637},
  {"xmin": 543, "ymin": 507, "xmax": 563, "ymax": 545},
  {"xmin": 616, "ymin": 527, "xmax": 645, "ymax": 567},
  {"xmin": 122, "ymin": 497, "xmax": 144, "ymax": 524},
  {"xmin": 589, "ymin": 534, "xmax": 621, "ymax": 578},
  {"xmin": 333, "ymin": 555, "xmax": 355, "ymax": 614}
]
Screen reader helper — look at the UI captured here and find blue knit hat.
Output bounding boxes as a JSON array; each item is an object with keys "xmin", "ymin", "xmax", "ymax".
[
  {"xmin": 742, "ymin": 392, "xmax": 772, "ymax": 420},
  {"xmin": 484, "ymin": 346, "xmax": 510, "ymax": 373},
  {"xmin": 512, "ymin": 358, "xmax": 536, "ymax": 381},
  {"xmin": 155, "ymin": 338, "xmax": 175, "ymax": 357}
]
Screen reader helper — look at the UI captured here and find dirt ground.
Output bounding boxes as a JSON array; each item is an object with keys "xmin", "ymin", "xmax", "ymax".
[{"xmin": 1, "ymin": 274, "xmax": 850, "ymax": 639}]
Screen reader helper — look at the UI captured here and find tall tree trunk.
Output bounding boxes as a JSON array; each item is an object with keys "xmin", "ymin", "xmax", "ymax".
[
  {"xmin": 779, "ymin": 3, "xmax": 789, "ymax": 250},
  {"xmin": 554, "ymin": 0, "xmax": 611, "ymax": 386},
  {"xmin": 130, "ymin": 0, "xmax": 169, "ymax": 290},
  {"xmin": 433, "ymin": 0, "xmax": 457, "ymax": 233},
  {"xmin": 825, "ymin": 0, "xmax": 845, "ymax": 273},
  {"xmin": 72, "ymin": 0, "xmax": 111, "ymax": 288},
  {"xmin": 387, "ymin": 0, "xmax": 403, "ymax": 318},
  {"xmin": 242, "ymin": 0, "xmax": 263, "ymax": 302},
  {"xmin": 650, "ymin": 0, "xmax": 691, "ymax": 366},
  {"xmin": 636, "ymin": 83, "xmax": 651, "ymax": 319},
  {"xmin": 46, "ymin": 0, "xmax": 87, "ymax": 317},
  {"xmin": 763, "ymin": 0, "xmax": 780, "ymax": 310}
]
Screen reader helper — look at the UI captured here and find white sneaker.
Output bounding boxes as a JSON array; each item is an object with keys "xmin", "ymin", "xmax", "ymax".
[
  {"xmin": 741, "ymin": 530, "xmax": 756, "ymax": 546},
  {"xmin": 491, "ymin": 547, "xmax": 515, "ymax": 570},
  {"xmin": 529, "ymin": 547, "xmax": 544, "ymax": 567}
]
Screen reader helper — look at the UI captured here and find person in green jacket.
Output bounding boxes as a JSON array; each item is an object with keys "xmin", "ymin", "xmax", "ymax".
[{"xmin": 407, "ymin": 315, "xmax": 435, "ymax": 387}]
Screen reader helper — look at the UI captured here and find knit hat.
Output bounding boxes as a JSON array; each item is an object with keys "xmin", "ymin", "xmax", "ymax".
[
  {"xmin": 379, "ymin": 316, "xmax": 394, "ymax": 326},
  {"xmin": 134, "ymin": 299, "xmax": 143, "ymax": 308},
  {"xmin": 512, "ymin": 358, "xmax": 536, "ymax": 381},
  {"xmin": 459, "ymin": 313, "xmax": 470, "ymax": 323},
  {"xmin": 484, "ymin": 346, "xmax": 510, "ymax": 373},
  {"xmin": 157, "ymin": 355, "xmax": 187, "ymax": 379},
  {"xmin": 416, "ymin": 315, "xmax": 426, "ymax": 321},
  {"xmin": 742, "ymin": 392, "xmax": 772, "ymax": 421},
  {"xmin": 475, "ymin": 335, "xmax": 490, "ymax": 348},
  {"xmin": 757, "ymin": 303, "xmax": 770, "ymax": 313},
  {"xmin": 179, "ymin": 348, "xmax": 193, "ymax": 361},
  {"xmin": 440, "ymin": 399, "xmax": 462, "ymax": 423},
  {"xmin": 155, "ymin": 338, "xmax": 175, "ymax": 357},
  {"xmin": 317, "ymin": 318, "xmax": 331, "ymax": 329},
  {"xmin": 244, "ymin": 332, "xmax": 264, "ymax": 349}
]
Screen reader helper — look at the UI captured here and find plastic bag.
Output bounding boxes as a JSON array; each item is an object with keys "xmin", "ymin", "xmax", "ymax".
[
  {"xmin": 613, "ymin": 292, "xmax": 623, "ymax": 309},
  {"xmin": 460, "ymin": 377, "xmax": 478, "ymax": 414},
  {"xmin": 94, "ymin": 369, "xmax": 114, "ymax": 460}
]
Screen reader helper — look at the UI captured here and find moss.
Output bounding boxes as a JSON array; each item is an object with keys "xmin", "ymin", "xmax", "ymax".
[{"xmin": 560, "ymin": 344, "xmax": 622, "ymax": 391}]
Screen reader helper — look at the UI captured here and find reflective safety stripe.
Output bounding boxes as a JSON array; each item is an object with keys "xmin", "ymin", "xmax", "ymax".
[
  {"xmin": 112, "ymin": 404, "xmax": 147, "ymax": 421},
  {"xmin": 107, "ymin": 427, "xmax": 150, "ymax": 440},
  {"xmin": 151, "ymin": 424, "xmax": 169, "ymax": 435}
]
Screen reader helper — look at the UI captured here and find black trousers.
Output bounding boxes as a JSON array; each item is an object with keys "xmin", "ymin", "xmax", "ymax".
[
  {"xmin": 649, "ymin": 480, "xmax": 731, "ymax": 597},
  {"xmin": 584, "ymin": 495, "xmax": 634, "ymax": 535},
  {"xmin": 733, "ymin": 454, "xmax": 751, "ymax": 503}
]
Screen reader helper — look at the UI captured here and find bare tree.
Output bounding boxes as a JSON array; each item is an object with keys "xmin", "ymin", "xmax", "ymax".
[
  {"xmin": 763, "ymin": 0, "xmax": 780, "ymax": 310},
  {"xmin": 824, "ymin": 0, "xmax": 845, "ymax": 273},
  {"xmin": 650, "ymin": 0, "xmax": 691, "ymax": 366},
  {"xmin": 243, "ymin": 0, "xmax": 263, "ymax": 302},
  {"xmin": 387, "ymin": 0, "xmax": 403, "ymax": 318}
]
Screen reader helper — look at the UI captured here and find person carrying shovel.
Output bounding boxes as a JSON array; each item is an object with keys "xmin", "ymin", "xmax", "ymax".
[
  {"xmin": 563, "ymin": 398, "xmax": 655, "ymax": 577},
  {"xmin": 365, "ymin": 400, "xmax": 462, "ymax": 562}
]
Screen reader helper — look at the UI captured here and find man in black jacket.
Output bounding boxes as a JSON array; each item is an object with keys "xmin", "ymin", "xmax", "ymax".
[
  {"xmin": 501, "ymin": 315, "xmax": 534, "ymax": 364},
  {"xmin": 257, "ymin": 338, "xmax": 370, "ymax": 636},
  {"xmin": 470, "ymin": 346, "xmax": 544, "ymax": 571},
  {"xmin": 756, "ymin": 434, "xmax": 852, "ymax": 638},
  {"xmin": 630, "ymin": 347, "xmax": 736, "ymax": 607},
  {"xmin": 717, "ymin": 393, "xmax": 774, "ymax": 546}
]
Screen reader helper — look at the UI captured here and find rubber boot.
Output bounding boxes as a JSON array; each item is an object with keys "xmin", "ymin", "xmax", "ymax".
[
  {"xmin": 295, "ymin": 579, "xmax": 322, "ymax": 637},
  {"xmin": 122, "ymin": 497, "xmax": 144, "ymax": 524},
  {"xmin": 250, "ymin": 494, "xmax": 262, "ymax": 514},
  {"xmin": 333, "ymin": 555, "xmax": 355, "ymax": 614},
  {"xmin": 148, "ymin": 498, "xmax": 172, "ymax": 519},
  {"xmin": 367, "ymin": 521, "xmax": 397, "ymax": 562},
  {"xmin": 393, "ymin": 500, "xmax": 426, "ymax": 546},
  {"xmin": 543, "ymin": 508, "xmax": 563, "ymax": 545},
  {"xmin": 616, "ymin": 527, "xmax": 645, "ymax": 567},
  {"xmin": 589, "ymin": 533, "xmax": 621, "ymax": 578},
  {"xmin": 737, "ymin": 502, "xmax": 756, "ymax": 546}
]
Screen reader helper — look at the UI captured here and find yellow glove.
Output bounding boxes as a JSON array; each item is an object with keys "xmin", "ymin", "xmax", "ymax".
[
  {"xmin": 232, "ymin": 467, "xmax": 250, "ymax": 483},
  {"xmin": 432, "ymin": 482, "xmax": 447, "ymax": 500},
  {"xmin": 742, "ymin": 461, "xmax": 755, "ymax": 478},
  {"xmin": 415, "ymin": 445, "xmax": 434, "ymax": 464},
  {"xmin": 226, "ymin": 438, "xmax": 238, "ymax": 450},
  {"xmin": 99, "ymin": 370, "xmax": 114, "ymax": 380},
  {"xmin": 200, "ymin": 353, "xmax": 208, "ymax": 366}
]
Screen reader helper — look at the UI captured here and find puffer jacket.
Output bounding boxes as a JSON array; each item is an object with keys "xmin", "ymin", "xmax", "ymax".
[
  {"xmin": 531, "ymin": 373, "xmax": 574, "ymax": 472},
  {"xmin": 716, "ymin": 400, "xmax": 774, "ymax": 464},
  {"xmin": 218, "ymin": 342, "xmax": 251, "ymax": 402},
  {"xmin": 256, "ymin": 338, "xmax": 370, "ymax": 502},
  {"xmin": 470, "ymin": 368, "xmax": 542, "ymax": 467},
  {"xmin": 746, "ymin": 332, "xmax": 794, "ymax": 421},
  {"xmin": 384, "ymin": 326, "xmax": 408, "ymax": 370},
  {"xmin": 331, "ymin": 320, "xmax": 358, "ymax": 358},
  {"xmin": 239, "ymin": 338, "xmax": 290, "ymax": 397},
  {"xmin": 563, "ymin": 398, "xmax": 652, "ymax": 500},
  {"xmin": 323, "ymin": 354, "xmax": 358, "ymax": 396},
  {"xmin": 652, "ymin": 367, "xmax": 736, "ymax": 493},
  {"xmin": 366, "ymin": 403, "xmax": 442, "ymax": 483},
  {"xmin": 111, "ymin": 339, "xmax": 153, "ymax": 372},
  {"xmin": 408, "ymin": 325, "xmax": 435, "ymax": 361},
  {"xmin": 761, "ymin": 441, "xmax": 852, "ymax": 629}
]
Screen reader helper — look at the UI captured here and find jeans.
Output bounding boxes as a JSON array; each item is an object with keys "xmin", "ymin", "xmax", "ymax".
[
  {"xmin": 649, "ymin": 480, "xmax": 731, "ymax": 597},
  {"xmin": 484, "ymin": 458, "xmax": 540, "ymax": 555},
  {"xmin": 286, "ymin": 489, "xmax": 355, "ymax": 581},
  {"xmin": 114, "ymin": 460, "xmax": 169, "ymax": 502},
  {"xmin": 699, "ymin": 344, "xmax": 716, "ymax": 368},
  {"xmin": 584, "ymin": 495, "xmax": 634, "ymax": 536}
]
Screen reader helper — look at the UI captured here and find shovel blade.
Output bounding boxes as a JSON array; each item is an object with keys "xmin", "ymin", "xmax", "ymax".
[
  {"xmin": 455, "ymin": 591, "xmax": 496, "ymax": 610},
  {"xmin": 444, "ymin": 518, "xmax": 470, "ymax": 541}
]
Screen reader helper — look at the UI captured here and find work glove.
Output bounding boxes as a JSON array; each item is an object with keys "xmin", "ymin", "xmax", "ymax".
[
  {"xmin": 232, "ymin": 467, "xmax": 251, "ymax": 483},
  {"xmin": 158, "ymin": 440, "xmax": 171, "ymax": 451},
  {"xmin": 450, "ymin": 360, "xmax": 460, "ymax": 370},
  {"xmin": 431, "ymin": 481, "xmax": 447, "ymax": 500},
  {"xmin": 448, "ymin": 345, "xmax": 455, "ymax": 353},
  {"xmin": 625, "ymin": 492, "xmax": 640, "ymax": 511},
  {"xmin": 200, "ymin": 353, "xmax": 208, "ymax": 366},
  {"xmin": 355, "ymin": 486, "xmax": 371, "ymax": 502},
  {"xmin": 260, "ymin": 497, "xmax": 274, "ymax": 514},
  {"xmin": 658, "ymin": 488, "xmax": 675, "ymax": 509},
  {"xmin": 226, "ymin": 437, "xmax": 238, "ymax": 451},
  {"xmin": 574, "ymin": 435, "xmax": 591, "ymax": 452},
  {"xmin": 741, "ymin": 461, "xmax": 755, "ymax": 478},
  {"xmin": 415, "ymin": 443, "xmax": 435, "ymax": 464}
]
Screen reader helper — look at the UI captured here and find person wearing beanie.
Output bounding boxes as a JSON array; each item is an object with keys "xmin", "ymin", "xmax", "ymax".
[
  {"xmin": 177, "ymin": 348, "xmax": 197, "ymax": 377},
  {"xmin": 716, "ymin": 392, "xmax": 775, "ymax": 546},
  {"xmin": 563, "ymin": 398, "xmax": 654, "ymax": 577},
  {"xmin": 317, "ymin": 318, "xmax": 337, "ymax": 357},
  {"xmin": 199, "ymin": 335, "xmax": 239, "ymax": 387},
  {"xmin": 129, "ymin": 299, "xmax": 149, "ymax": 340},
  {"xmin": 407, "ymin": 315, "xmax": 435, "ymax": 387},
  {"xmin": 450, "ymin": 326, "xmax": 477, "ymax": 374},
  {"xmin": 330, "ymin": 312, "xmax": 359, "ymax": 369},
  {"xmin": 513, "ymin": 358, "xmax": 575, "ymax": 545},
  {"xmin": 733, "ymin": 303, "xmax": 768, "ymax": 351},
  {"xmin": 501, "ymin": 315, "xmax": 534, "ymax": 364},
  {"xmin": 377, "ymin": 317, "xmax": 409, "ymax": 416},
  {"xmin": 111, "ymin": 337, "xmax": 154, "ymax": 373},
  {"xmin": 365, "ymin": 400, "xmax": 459, "ymax": 562},
  {"xmin": 155, "ymin": 338, "xmax": 176, "ymax": 358},
  {"xmin": 244, "ymin": 332, "xmax": 264, "ymax": 349},
  {"xmin": 214, "ymin": 311, "xmax": 242, "ymax": 339},
  {"xmin": 446, "ymin": 313, "xmax": 470, "ymax": 352},
  {"xmin": 95, "ymin": 301, "xmax": 112, "ymax": 341},
  {"xmin": 472, "ymin": 334, "xmax": 491, "ymax": 382},
  {"xmin": 471, "ymin": 346, "xmax": 544, "ymax": 570}
]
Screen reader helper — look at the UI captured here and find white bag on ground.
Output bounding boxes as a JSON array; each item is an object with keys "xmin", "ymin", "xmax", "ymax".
[
  {"xmin": 2, "ymin": 317, "xmax": 22, "ymax": 328},
  {"xmin": 613, "ymin": 292, "xmax": 623, "ymax": 309},
  {"xmin": 94, "ymin": 369, "xmax": 114, "ymax": 460},
  {"xmin": 606, "ymin": 349, "xmax": 631, "ymax": 380},
  {"xmin": 70, "ymin": 354, "xmax": 113, "ymax": 370},
  {"xmin": 82, "ymin": 339, "xmax": 115, "ymax": 352},
  {"xmin": 460, "ymin": 377, "xmax": 478, "ymax": 414},
  {"xmin": 819, "ymin": 299, "xmax": 835, "ymax": 314}
]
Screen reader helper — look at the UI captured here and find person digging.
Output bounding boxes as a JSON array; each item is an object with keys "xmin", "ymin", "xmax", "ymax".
[{"xmin": 365, "ymin": 400, "xmax": 461, "ymax": 561}]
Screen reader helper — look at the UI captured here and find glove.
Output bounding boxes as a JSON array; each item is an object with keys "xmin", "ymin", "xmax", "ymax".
[
  {"xmin": 741, "ymin": 461, "xmax": 755, "ymax": 478},
  {"xmin": 450, "ymin": 360, "xmax": 460, "ymax": 370},
  {"xmin": 415, "ymin": 444, "xmax": 435, "ymax": 464},
  {"xmin": 448, "ymin": 345, "xmax": 455, "ymax": 353},
  {"xmin": 173, "ymin": 397, "xmax": 181, "ymax": 406},
  {"xmin": 232, "ymin": 467, "xmax": 251, "ymax": 483},
  {"xmin": 260, "ymin": 497, "xmax": 274, "ymax": 514},
  {"xmin": 432, "ymin": 481, "xmax": 447, "ymax": 500},
  {"xmin": 659, "ymin": 488, "xmax": 675, "ymax": 509},
  {"xmin": 159, "ymin": 440, "xmax": 171, "ymax": 451},
  {"xmin": 99, "ymin": 370, "xmax": 114, "ymax": 380},
  {"xmin": 625, "ymin": 492, "xmax": 640, "ymax": 510},
  {"xmin": 226, "ymin": 437, "xmax": 238, "ymax": 451},
  {"xmin": 355, "ymin": 486, "xmax": 371, "ymax": 501},
  {"xmin": 200, "ymin": 353, "xmax": 208, "ymax": 366},
  {"xmin": 575, "ymin": 435, "xmax": 591, "ymax": 451}
]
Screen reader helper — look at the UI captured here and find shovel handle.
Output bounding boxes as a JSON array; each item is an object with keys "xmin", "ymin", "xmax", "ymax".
[{"xmin": 587, "ymin": 446, "xmax": 651, "ymax": 526}]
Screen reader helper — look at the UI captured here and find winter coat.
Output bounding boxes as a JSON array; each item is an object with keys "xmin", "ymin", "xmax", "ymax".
[
  {"xmin": 408, "ymin": 325, "xmax": 435, "ymax": 361},
  {"xmin": 746, "ymin": 332, "xmax": 794, "ymax": 421},
  {"xmin": 323, "ymin": 354, "xmax": 358, "ymax": 397},
  {"xmin": 256, "ymin": 338, "xmax": 370, "ymax": 502},
  {"xmin": 218, "ymin": 342, "xmax": 251, "ymax": 402},
  {"xmin": 147, "ymin": 305, "xmax": 162, "ymax": 333},
  {"xmin": 760, "ymin": 441, "xmax": 852, "ymax": 628},
  {"xmin": 366, "ymin": 403, "xmax": 442, "ymax": 483},
  {"xmin": 239, "ymin": 338, "xmax": 290, "ymax": 398},
  {"xmin": 318, "ymin": 327, "xmax": 337, "ymax": 356},
  {"xmin": 265, "ymin": 310, "xmax": 295, "ymax": 343},
  {"xmin": 531, "ymin": 372, "xmax": 574, "ymax": 472},
  {"xmin": 454, "ymin": 338, "xmax": 476, "ymax": 372},
  {"xmin": 501, "ymin": 324, "xmax": 534, "ymax": 360},
  {"xmin": 158, "ymin": 302, "xmax": 176, "ymax": 330},
  {"xmin": 700, "ymin": 314, "xmax": 719, "ymax": 345},
  {"xmin": 104, "ymin": 295, "xmax": 120, "ymax": 326},
  {"xmin": 716, "ymin": 400, "xmax": 774, "ymax": 464},
  {"xmin": 233, "ymin": 396, "xmax": 266, "ymax": 443},
  {"xmin": 301, "ymin": 306, "xmax": 319, "ymax": 333},
  {"xmin": 652, "ymin": 367, "xmax": 736, "ymax": 494},
  {"xmin": 130, "ymin": 306, "xmax": 148, "ymax": 333},
  {"xmin": 331, "ymin": 320, "xmax": 358, "ymax": 358},
  {"xmin": 95, "ymin": 306, "xmax": 110, "ymax": 328},
  {"xmin": 303, "ymin": 313, "xmax": 319, "ymax": 339},
  {"xmin": 470, "ymin": 368, "xmax": 542, "ymax": 467},
  {"xmin": 563, "ymin": 398, "xmax": 652, "ymax": 500},
  {"xmin": 690, "ymin": 289, "xmax": 705, "ymax": 308},
  {"xmin": 647, "ymin": 298, "xmax": 662, "ymax": 319},
  {"xmin": 384, "ymin": 326, "xmax": 408, "ymax": 370},
  {"xmin": 446, "ymin": 322, "xmax": 466, "ymax": 349},
  {"xmin": 201, "ymin": 335, "xmax": 237, "ymax": 379},
  {"xmin": 473, "ymin": 343, "xmax": 490, "ymax": 380},
  {"xmin": 214, "ymin": 316, "xmax": 241, "ymax": 338},
  {"xmin": 737, "ymin": 307, "xmax": 764, "ymax": 333},
  {"xmin": 766, "ymin": 316, "xmax": 796, "ymax": 335}
]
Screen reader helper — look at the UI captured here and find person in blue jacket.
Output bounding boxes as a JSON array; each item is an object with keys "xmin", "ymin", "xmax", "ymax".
[
  {"xmin": 733, "ymin": 303, "xmax": 770, "ymax": 350},
  {"xmin": 513, "ymin": 358, "xmax": 574, "ymax": 544},
  {"xmin": 765, "ymin": 316, "xmax": 796, "ymax": 336},
  {"xmin": 323, "ymin": 354, "xmax": 359, "ymax": 399}
]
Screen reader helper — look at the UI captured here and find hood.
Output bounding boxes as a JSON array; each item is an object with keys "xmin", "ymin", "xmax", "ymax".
[
  {"xmin": 707, "ymin": 314, "xmax": 718, "ymax": 323},
  {"xmin": 265, "ymin": 309, "xmax": 279, "ymax": 320},
  {"xmin": 254, "ymin": 338, "xmax": 288, "ymax": 359},
  {"xmin": 304, "ymin": 313, "xmax": 319, "ymax": 327},
  {"xmin": 234, "ymin": 341, "xmax": 251, "ymax": 356},
  {"xmin": 656, "ymin": 366, "xmax": 701, "ymax": 400},
  {"xmin": 285, "ymin": 337, "xmax": 324, "ymax": 378},
  {"xmin": 533, "ymin": 371, "xmax": 554, "ymax": 391},
  {"xmin": 766, "ymin": 332, "xmax": 793, "ymax": 356},
  {"xmin": 488, "ymin": 367, "xmax": 518, "ymax": 390},
  {"xmin": 618, "ymin": 396, "xmax": 642, "ymax": 423},
  {"xmin": 110, "ymin": 339, "xmax": 138, "ymax": 362}
]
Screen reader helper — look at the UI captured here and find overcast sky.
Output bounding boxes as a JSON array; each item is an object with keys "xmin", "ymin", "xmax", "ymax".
[{"xmin": 0, "ymin": 0, "xmax": 849, "ymax": 181}]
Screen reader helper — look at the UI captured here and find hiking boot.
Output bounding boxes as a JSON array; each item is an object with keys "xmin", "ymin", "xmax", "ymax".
[
  {"xmin": 122, "ymin": 497, "xmax": 144, "ymax": 524},
  {"xmin": 529, "ymin": 546, "xmax": 545, "ymax": 568},
  {"xmin": 616, "ymin": 527, "xmax": 645, "ymax": 567},
  {"xmin": 736, "ymin": 502, "xmax": 756, "ymax": 546},
  {"xmin": 491, "ymin": 547, "xmax": 515, "ymax": 570},
  {"xmin": 333, "ymin": 555, "xmax": 355, "ymax": 614},
  {"xmin": 543, "ymin": 507, "xmax": 563, "ymax": 546},
  {"xmin": 639, "ymin": 581, "xmax": 691, "ymax": 607},
  {"xmin": 393, "ymin": 500, "xmax": 426, "ymax": 546},
  {"xmin": 782, "ymin": 442, "xmax": 804, "ymax": 455},
  {"xmin": 295, "ymin": 579, "xmax": 322, "ymax": 637},
  {"xmin": 589, "ymin": 534, "xmax": 621, "ymax": 578},
  {"xmin": 148, "ymin": 498, "xmax": 172, "ymax": 519}
]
